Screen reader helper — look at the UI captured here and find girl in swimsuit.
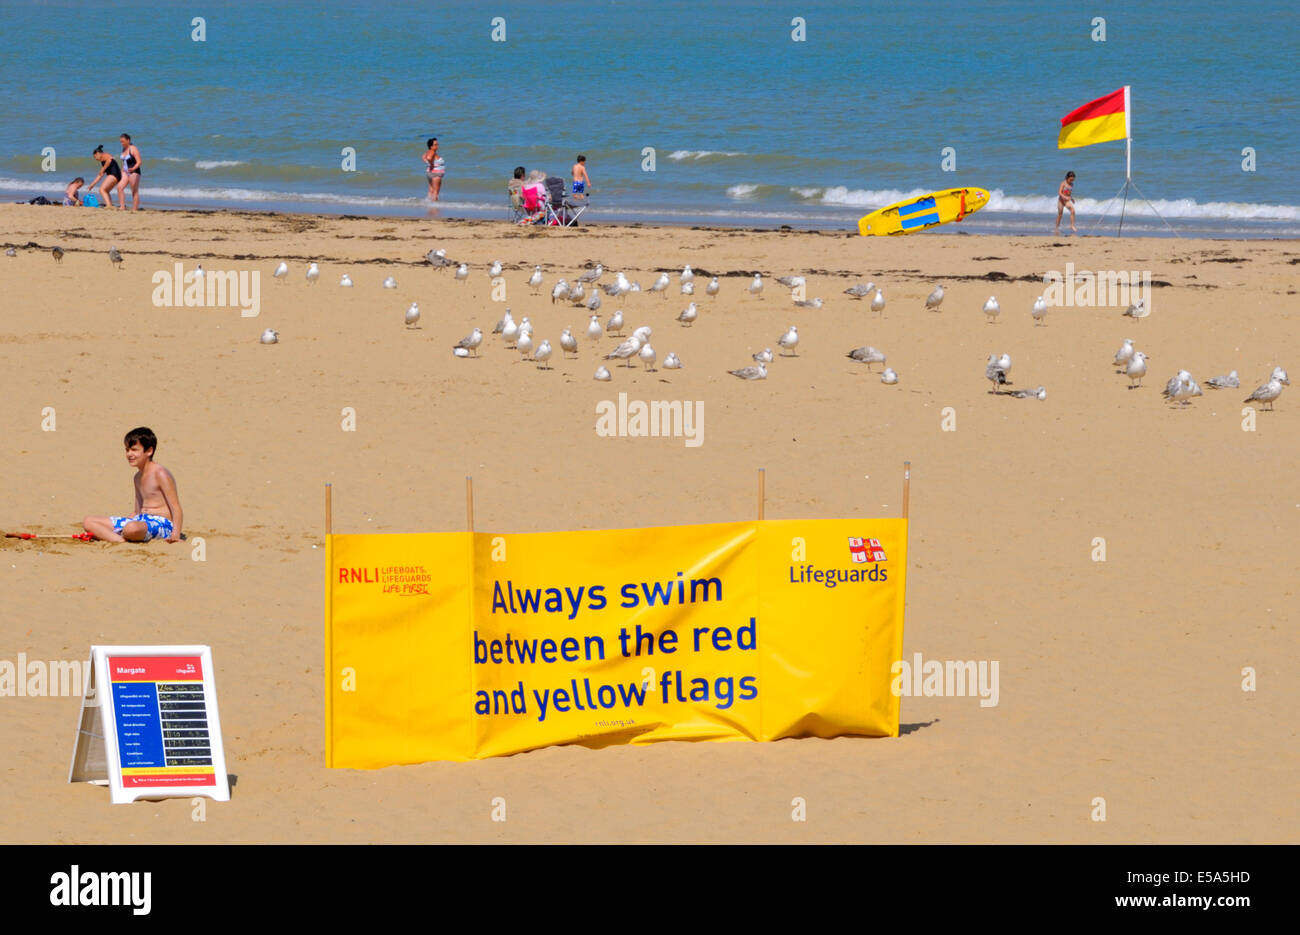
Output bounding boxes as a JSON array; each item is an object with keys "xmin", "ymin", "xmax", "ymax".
[
  {"xmin": 87, "ymin": 146, "xmax": 121, "ymax": 208},
  {"xmin": 423, "ymin": 137, "xmax": 445, "ymax": 201},
  {"xmin": 1055, "ymin": 171, "xmax": 1076, "ymax": 234},
  {"xmin": 119, "ymin": 133, "xmax": 143, "ymax": 211}
]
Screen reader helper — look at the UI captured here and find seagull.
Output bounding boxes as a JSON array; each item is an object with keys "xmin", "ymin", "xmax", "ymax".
[
  {"xmin": 982, "ymin": 295, "xmax": 1000, "ymax": 323},
  {"xmin": 568, "ymin": 281, "xmax": 585, "ymax": 304},
  {"xmin": 453, "ymin": 347, "xmax": 471, "ymax": 358},
  {"xmin": 340, "ymin": 273, "xmax": 353, "ymax": 287},
  {"xmin": 425, "ymin": 248, "xmax": 454, "ymax": 268},
  {"xmin": 455, "ymin": 263, "xmax": 469, "ymax": 282},
  {"xmin": 847, "ymin": 346, "xmax": 886, "ymax": 369},
  {"xmin": 1127, "ymin": 351, "xmax": 1149, "ymax": 387},
  {"xmin": 594, "ymin": 366, "xmax": 612, "ymax": 381},
  {"xmin": 383, "ymin": 276, "xmax": 397, "ymax": 289},
  {"xmin": 306, "ymin": 262, "xmax": 320, "ymax": 285},
  {"xmin": 1114, "ymin": 338, "xmax": 1135, "ymax": 371},
  {"xmin": 1163, "ymin": 370, "xmax": 1193, "ymax": 400},
  {"xmin": 560, "ymin": 329, "xmax": 578, "ymax": 357},
  {"xmin": 1031, "ymin": 295, "xmax": 1048, "ymax": 325},
  {"xmin": 516, "ymin": 331, "xmax": 534, "ymax": 357},
  {"xmin": 585, "ymin": 314, "xmax": 603, "ymax": 341},
  {"xmin": 680, "ymin": 281, "xmax": 694, "ymax": 296},
  {"xmin": 260, "ymin": 328, "xmax": 279, "ymax": 344},
  {"xmin": 488, "ymin": 260, "xmax": 502, "ymax": 279},
  {"xmin": 638, "ymin": 343, "xmax": 657, "ymax": 371},
  {"xmin": 729, "ymin": 362, "xmax": 768, "ymax": 381},
  {"xmin": 680, "ymin": 264, "xmax": 694, "ymax": 285},
  {"xmin": 404, "ymin": 302, "xmax": 420, "ymax": 328},
  {"xmin": 880, "ymin": 368, "xmax": 899, "ymax": 385},
  {"xmin": 997, "ymin": 352, "xmax": 1012, "ymax": 376},
  {"xmin": 52, "ymin": 246, "xmax": 64, "ymax": 264},
  {"xmin": 551, "ymin": 279, "xmax": 568, "ymax": 303},
  {"xmin": 454, "ymin": 328, "xmax": 483, "ymax": 356},
  {"xmin": 924, "ymin": 284, "xmax": 944, "ymax": 311},
  {"xmin": 677, "ymin": 302, "xmax": 698, "ymax": 326},
  {"xmin": 1244, "ymin": 378, "xmax": 1284, "ymax": 410},
  {"xmin": 606, "ymin": 309, "xmax": 624, "ymax": 336},
  {"xmin": 1270, "ymin": 366, "xmax": 1290, "ymax": 385},
  {"xmin": 663, "ymin": 352, "xmax": 682, "ymax": 369},
  {"xmin": 273, "ymin": 261, "xmax": 288, "ymax": 281},
  {"xmin": 1008, "ymin": 385, "xmax": 1047, "ymax": 400},
  {"xmin": 752, "ymin": 348, "xmax": 773, "ymax": 364},
  {"xmin": 192, "ymin": 263, "xmax": 203, "ymax": 282},
  {"xmin": 1205, "ymin": 370, "xmax": 1239, "ymax": 389},
  {"xmin": 1123, "ymin": 299, "xmax": 1149, "ymax": 321},
  {"xmin": 578, "ymin": 263, "xmax": 603, "ymax": 284},
  {"xmin": 844, "ymin": 282, "xmax": 875, "ymax": 299},
  {"xmin": 534, "ymin": 339, "xmax": 553, "ymax": 368},
  {"xmin": 870, "ymin": 288, "xmax": 885, "ymax": 315},
  {"xmin": 776, "ymin": 275, "xmax": 805, "ymax": 289},
  {"xmin": 631, "ymin": 325, "xmax": 653, "ymax": 344},
  {"xmin": 602, "ymin": 271, "xmax": 631, "ymax": 296},
  {"xmin": 793, "ymin": 297, "xmax": 823, "ymax": 309},
  {"xmin": 502, "ymin": 317, "xmax": 520, "ymax": 345},
  {"xmin": 985, "ymin": 354, "xmax": 1010, "ymax": 392},
  {"xmin": 650, "ymin": 273, "xmax": 670, "ymax": 297},
  {"xmin": 777, "ymin": 325, "xmax": 799, "ymax": 356},
  {"xmin": 493, "ymin": 308, "xmax": 514, "ymax": 334},
  {"xmin": 748, "ymin": 274, "xmax": 763, "ymax": 297},
  {"xmin": 527, "ymin": 266, "xmax": 543, "ymax": 292},
  {"xmin": 518, "ymin": 316, "xmax": 533, "ymax": 337},
  {"xmin": 108, "ymin": 246, "xmax": 123, "ymax": 269},
  {"xmin": 4, "ymin": 247, "xmax": 14, "ymax": 258},
  {"xmin": 586, "ymin": 289, "xmax": 601, "ymax": 312},
  {"xmin": 605, "ymin": 335, "xmax": 642, "ymax": 367},
  {"xmin": 706, "ymin": 277, "xmax": 720, "ymax": 298}
]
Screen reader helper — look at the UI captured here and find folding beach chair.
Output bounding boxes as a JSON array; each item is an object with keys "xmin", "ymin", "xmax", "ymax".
[
  {"xmin": 507, "ymin": 184, "xmax": 526, "ymax": 223},
  {"xmin": 542, "ymin": 176, "xmax": 589, "ymax": 227},
  {"xmin": 517, "ymin": 182, "xmax": 548, "ymax": 225}
]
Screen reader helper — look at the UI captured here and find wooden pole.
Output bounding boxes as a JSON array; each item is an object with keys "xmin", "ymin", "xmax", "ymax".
[
  {"xmin": 757, "ymin": 468, "xmax": 765, "ymax": 520},
  {"xmin": 466, "ymin": 476, "xmax": 475, "ymax": 531},
  {"xmin": 325, "ymin": 483, "xmax": 333, "ymax": 534},
  {"xmin": 902, "ymin": 462, "xmax": 910, "ymax": 519}
]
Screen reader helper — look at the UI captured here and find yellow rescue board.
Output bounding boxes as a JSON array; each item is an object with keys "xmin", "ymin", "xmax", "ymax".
[{"xmin": 858, "ymin": 187, "xmax": 990, "ymax": 236}]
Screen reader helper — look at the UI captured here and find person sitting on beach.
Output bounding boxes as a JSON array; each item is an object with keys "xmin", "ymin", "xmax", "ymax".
[
  {"xmin": 571, "ymin": 154, "xmax": 591, "ymax": 197},
  {"xmin": 508, "ymin": 165, "xmax": 526, "ymax": 208},
  {"xmin": 1055, "ymin": 171, "xmax": 1076, "ymax": 235},
  {"xmin": 82, "ymin": 427, "xmax": 183, "ymax": 543},
  {"xmin": 63, "ymin": 177, "xmax": 85, "ymax": 206},
  {"xmin": 86, "ymin": 146, "xmax": 122, "ymax": 208}
]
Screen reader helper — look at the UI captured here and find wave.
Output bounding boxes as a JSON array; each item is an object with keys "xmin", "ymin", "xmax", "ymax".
[
  {"xmin": 726, "ymin": 183, "xmax": 760, "ymax": 199},
  {"xmin": 194, "ymin": 160, "xmax": 247, "ymax": 170},
  {"xmin": 668, "ymin": 150, "xmax": 744, "ymax": 161},
  {"xmin": 792, "ymin": 186, "xmax": 1300, "ymax": 221}
]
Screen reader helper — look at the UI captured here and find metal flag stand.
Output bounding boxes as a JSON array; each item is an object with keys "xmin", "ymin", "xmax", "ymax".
[{"xmin": 1087, "ymin": 86, "xmax": 1178, "ymax": 238}]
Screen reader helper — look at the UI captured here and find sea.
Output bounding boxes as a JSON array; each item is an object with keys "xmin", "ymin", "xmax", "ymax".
[{"xmin": 2, "ymin": 0, "xmax": 1297, "ymax": 237}]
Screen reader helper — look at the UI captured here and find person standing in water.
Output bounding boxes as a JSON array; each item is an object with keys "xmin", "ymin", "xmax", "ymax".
[
  {"xmin": 1055, "ymin": 171, "xmax": 1076, "ymax": 235},
  {"xmin": 423, "ymin": 137, "xmax": 445, "ymax": 201},
  {"xmin": 119, "ymin": 133, "xmax": 143, "ymax": 210},
  {"xmin": 571, "ymin": 154, "xmax": 591, "ymax": 197}
]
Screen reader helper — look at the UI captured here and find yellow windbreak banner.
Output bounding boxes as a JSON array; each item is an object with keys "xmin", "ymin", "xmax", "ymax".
[{"xmin": 327, "ymin": 518, "xmax": 906, "ymax": 767}]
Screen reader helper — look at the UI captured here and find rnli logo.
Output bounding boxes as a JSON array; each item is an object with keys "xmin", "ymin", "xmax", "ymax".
[{"xmin": 848, "ymin": 537, "xmax": 886, "ymax": 564}]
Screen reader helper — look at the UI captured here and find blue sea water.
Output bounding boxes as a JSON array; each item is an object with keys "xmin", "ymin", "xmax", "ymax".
[{"xmin": 1, "ymin": 0, "xmax": 1297, "ymax": 236}]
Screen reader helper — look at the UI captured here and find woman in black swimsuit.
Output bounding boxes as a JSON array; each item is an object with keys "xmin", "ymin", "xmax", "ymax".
[
  {"xmin": 119, "ymin": 133, "xmax": 143, "ymax": 211},
  {"xmin": 87, "ymin": 145, "xmax": 121, "ymax": 208}
]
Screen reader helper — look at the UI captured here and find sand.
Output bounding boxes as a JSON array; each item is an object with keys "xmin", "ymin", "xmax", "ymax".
[{"xmin": 0, "ymin": 203, "xmax": 1296, "ymax": 843}]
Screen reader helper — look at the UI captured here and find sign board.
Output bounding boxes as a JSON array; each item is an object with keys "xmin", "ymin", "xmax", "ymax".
[{"xmin": 69, "ymin": 645, "xmax": 230, "ymax": 804}]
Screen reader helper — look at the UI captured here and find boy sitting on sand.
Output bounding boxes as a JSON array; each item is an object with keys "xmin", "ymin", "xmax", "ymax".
[{"xmin": 82, "ymin": 427, "xmax": 183, "ymax": 543}]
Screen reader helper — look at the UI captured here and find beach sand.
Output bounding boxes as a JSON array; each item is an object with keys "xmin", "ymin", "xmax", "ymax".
[{"xmin": 1, "ymin": 203, "xmax": 1296, "ymax": 843}]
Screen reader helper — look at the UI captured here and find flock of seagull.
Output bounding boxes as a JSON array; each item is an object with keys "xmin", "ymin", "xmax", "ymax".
[{"xmin": 13, "ymin": 241, "xmax": 1289, "ymax": 411}]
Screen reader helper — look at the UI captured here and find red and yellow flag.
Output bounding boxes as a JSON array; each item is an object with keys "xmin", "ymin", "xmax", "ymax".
[{"xmin": 1058, "ymin": 86, "xmax": 1129, "ymax": 149}]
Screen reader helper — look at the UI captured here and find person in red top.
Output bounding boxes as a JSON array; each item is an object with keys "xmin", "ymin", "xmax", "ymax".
[{"xmin": 1055, "ymin": 171, "xmax": 1076, "ymax": 235}]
